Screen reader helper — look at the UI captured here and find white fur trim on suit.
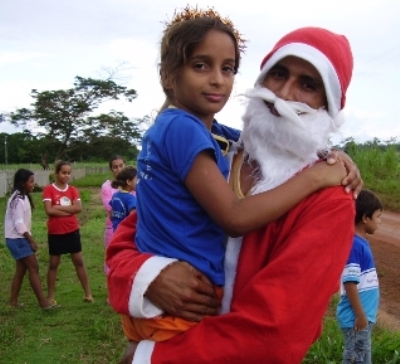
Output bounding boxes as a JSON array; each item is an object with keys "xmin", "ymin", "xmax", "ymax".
[
  {"xmin": 132, "ymin": 340, "xmax": 155, "ymax": 364},
  {"xmin": 129, "ymin": 256, "xmax": 178, "ymax": 318},
  {"xmin": 221, "ymin": 236, "xmax": 243, "ymax": 314},
  {"xmin": 256, "ymin": 43, "xmax": 342, "ymax": 121}
]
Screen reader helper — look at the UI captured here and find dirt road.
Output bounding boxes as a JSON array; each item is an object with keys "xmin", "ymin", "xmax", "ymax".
[{"xmin": 368, "ymin": 211, "xmax": 400, "ymax": 331}]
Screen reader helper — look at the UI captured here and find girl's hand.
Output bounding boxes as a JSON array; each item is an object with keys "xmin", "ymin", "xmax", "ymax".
[
  {"xmin": 30, "ymin": 241, "xmax": 38, "ymax": 252},
  {"xmin": 321, "ymin": 149, "xmax": 363, "ymax": 198},
  {"xmin": 308, "ymin": 161, "xmax": 347, "ymax": 189}
]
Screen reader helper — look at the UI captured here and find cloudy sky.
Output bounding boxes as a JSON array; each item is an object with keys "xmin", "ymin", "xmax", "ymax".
[{"xmin": 1, "ymin": 0, "xmax": 399, "ymax": 145}]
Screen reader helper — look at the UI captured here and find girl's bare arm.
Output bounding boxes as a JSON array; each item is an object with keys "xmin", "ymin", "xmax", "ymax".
[
  {"xmin": 43, "ymin": 200, "xmax": 72, "ymax": 216},
  {"xmin": 185, "ymin": 151, "xmax": 346, "ymax": 237}
]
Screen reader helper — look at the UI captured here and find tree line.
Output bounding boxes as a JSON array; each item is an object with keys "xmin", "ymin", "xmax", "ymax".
[{"xmin": 0, "ymin": 75, "xmax": 148, "ymax": 169}]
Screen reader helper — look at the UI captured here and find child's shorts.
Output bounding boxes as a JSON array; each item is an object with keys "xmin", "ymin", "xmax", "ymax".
[
  {"xmin": 48, "ymin": 229, "xmax": 82, "ymax": 255},
  {"xmin": 121, "ymin": 286, "xmax": 223, "ymax": 342},
  {"xmin": 6, "ymin": 238, "xmax": 34, "ymax": 260}
]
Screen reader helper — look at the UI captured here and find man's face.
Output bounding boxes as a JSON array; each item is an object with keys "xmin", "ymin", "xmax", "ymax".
[{"xmin": 261, "ymin": 56, "xmax": 327, "ymax": 111}]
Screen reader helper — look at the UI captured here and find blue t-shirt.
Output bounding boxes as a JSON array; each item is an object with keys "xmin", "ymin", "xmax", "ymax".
[
  {"xmin": 109, "ymin": 190, "xmax": 137, "ymax": 231},
  {"xmin": 211, "ymin": 121, "xmax": 241, "ymax": 144},
  {"xmin": 336, "ymin": 234, "xmax": 380, "ymax": 328},
  {"xmin": 136, "ymin": 108, "xmax": 230, "ymax": 285}
]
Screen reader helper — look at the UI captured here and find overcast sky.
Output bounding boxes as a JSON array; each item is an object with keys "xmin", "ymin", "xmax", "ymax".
[{"xmin": 1, "ymin": 0, "xmax": 399, "ymax": 145}]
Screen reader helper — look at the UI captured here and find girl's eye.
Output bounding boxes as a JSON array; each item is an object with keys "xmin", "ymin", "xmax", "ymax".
[
  {"xmin": 193, "ymin": 63, "xmax": 207, "ymax": 70},
  {"xmin": 223, "ymin": 65, "xmax": 235, "ymax": 74}
]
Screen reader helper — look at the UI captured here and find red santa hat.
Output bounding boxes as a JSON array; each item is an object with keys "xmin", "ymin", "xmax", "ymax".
[{"xmin": 256, "ymin": 27, "xmax": 353, "ymax": 126}]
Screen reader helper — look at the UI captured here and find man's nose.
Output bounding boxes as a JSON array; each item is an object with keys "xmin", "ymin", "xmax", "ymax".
[{"xmin": 275, "ymin": 80, "xmax": 296, "ymax": 101}]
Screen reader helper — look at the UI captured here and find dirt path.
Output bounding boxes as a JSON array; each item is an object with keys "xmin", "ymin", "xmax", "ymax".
[{"xmin": 368, "ymin": 211, "xmax": 400, "ymax": 331}]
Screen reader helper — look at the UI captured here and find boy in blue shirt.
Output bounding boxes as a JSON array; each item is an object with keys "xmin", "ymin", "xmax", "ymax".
[{"xmin": 337, "ymin": 189, "xmax": 382, "ymax": 364}]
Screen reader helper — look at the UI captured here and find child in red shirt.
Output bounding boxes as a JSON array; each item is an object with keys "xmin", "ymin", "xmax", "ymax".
[{"xmin": 43, "ymin": 161, "xmax": 93, "ymax": 303}]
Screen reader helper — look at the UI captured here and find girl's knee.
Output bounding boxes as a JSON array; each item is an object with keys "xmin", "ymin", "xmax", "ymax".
[
  {"xmin": 48, "ymin": 260, "xmax": 60, "ymax": 270},
  {"xmin": 23, "ymin": 256, "xmax": 39, "ymax": 272},
  {"xmin": 48, "ymin": 256, "xmax": 61, "ymax": 270},
  {"xmin": 71, "ymin": 253, "xmax": 85, "ymax": 267}
]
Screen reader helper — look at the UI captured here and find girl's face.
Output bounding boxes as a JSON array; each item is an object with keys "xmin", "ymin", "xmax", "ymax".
[
  {"xmin": 126, "ymin": 176, "xmax": 138, "ymax": 192},
  {"xmin": 165, "ymin": 30, "xmax": 236, "ymax": 129},
  {"xmin": 23, "ymin": 175, "xmax": 35, "ymax": 193},
  {"xmin": 111, "ymin": 159, "xmax": 125, "ymax": 178},
  {"xmin": 56, "ymin": 165, "xmax": 72, "ymax": 185}
]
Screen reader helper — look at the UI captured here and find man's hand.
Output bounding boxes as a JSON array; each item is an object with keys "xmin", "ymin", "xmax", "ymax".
[
  {"xmin": 324, "ymin": 149, "xmax": 363, "ymax": 198},
  {"xmin": 119, "ymin": 342, "xmax": 138, "ymax": 364},
  {"xmin": 146, "ymin": 261, "xmax": 220, "ymax": 322}
]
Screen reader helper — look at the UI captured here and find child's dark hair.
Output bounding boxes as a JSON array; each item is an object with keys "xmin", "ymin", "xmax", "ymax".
[
  {"xmin": 11, "ymin": 168, "xmax": 35, "ymax": 210},
  {"xmin": 159, "ymin": 7, "xmax": 244, "ymax": 111},
  {"xmin": 108, "ymin": 155, "xmax": 125, "ymax": 169},
  {"xmin": 55, "ymin": 160, "xmax": 71, "ymax": 173},
  {"xmin": 111, "ymin": 166, "xmax": 137, "ymax": 189},
  {"xmin": 355, "ymin": 189, "xmax": 383, "ymax": 224}
]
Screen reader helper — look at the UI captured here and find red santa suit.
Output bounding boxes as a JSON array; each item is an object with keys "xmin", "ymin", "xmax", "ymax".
[
  {"xmin": 107, "ymin": 26, "xmax": 355, "ymax": 363},
  {"xmin": 107, "ymin": 160, "xmax": 354, "ymax": 363}
]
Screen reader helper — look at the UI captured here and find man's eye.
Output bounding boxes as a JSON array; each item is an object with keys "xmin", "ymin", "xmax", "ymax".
[
  {"xmin": 302, "ymin": 82, "xmax": 317, "ymax": 91},
  {"xmin": 271, "ymin": 70, "xmax": 285, "ymax": 79}
]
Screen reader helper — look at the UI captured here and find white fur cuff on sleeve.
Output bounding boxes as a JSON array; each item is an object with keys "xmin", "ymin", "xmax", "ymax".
[{"xmin": 128, "ymin": 256, "xmax": 178, "ymax": 318}]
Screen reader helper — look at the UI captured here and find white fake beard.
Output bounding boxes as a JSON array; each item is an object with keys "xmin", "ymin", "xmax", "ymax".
[{"xmin": 240, "ymin": 87, "xmax": 339, "ymax": 195}]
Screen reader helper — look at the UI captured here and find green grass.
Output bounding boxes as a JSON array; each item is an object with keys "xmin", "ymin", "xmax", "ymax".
[
  {"xmin": 0, "ymin": 189, "xmax": 126, "ymax": 364},
  {"xmin": 0, "ymin": 162, "xmax": 137, "ymax": 172},
  {"xmin": 346, "ymin": 144, "xmax": 400, "ymax": 211},
  {"xmin": 1, "ymin": 167, "xmax": 400, "ymax": 363},
  {"xmin": 71, "ymin": 172, "xmax": 111, "ymax": 188},
  {"xmin": 305, "ymin": 318, "xmax": 400, "ymax": 363},
  {"xmin": 305, "ymin": 306, "xmax": 400, "ymax": 363}
]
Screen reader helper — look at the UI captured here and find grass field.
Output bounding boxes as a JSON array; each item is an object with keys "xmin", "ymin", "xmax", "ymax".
[
  {"xmin": 1, "ymin": 173, "xmax": 400, "ymax": 363},
  {"xmin": 0, "ymin": 183, "xmax": 126, "ymax": 364}
]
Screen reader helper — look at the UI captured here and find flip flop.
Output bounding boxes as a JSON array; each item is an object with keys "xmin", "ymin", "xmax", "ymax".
[
  {"xmin": 8, "ymin": 302, "xmax": 24, "ymax": 308},
  {"xmin": 83, "ymin": 296, "xmax": 94, "ymax": 303},
  {"xmin": 42, "ymin": 302, "xmax": 60, "ymax": 310}
]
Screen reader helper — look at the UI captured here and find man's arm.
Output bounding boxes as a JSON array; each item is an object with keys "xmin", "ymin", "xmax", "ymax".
[
  {"xmin": 135, "ymin": 188, "xmax": 354, "ymax": 364},
  {"xmin": 106, "ymin": 212, "xmax": 218, "ymax": 319},
  {"xmin": 343, "ymin": 282, "xmax": 368, "ymax": 331}
]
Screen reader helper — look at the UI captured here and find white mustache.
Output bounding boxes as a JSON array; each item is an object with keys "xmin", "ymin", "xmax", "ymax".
[{"xmin": 243, "ymin": 87, "xmax": 318, "ymax": 131}]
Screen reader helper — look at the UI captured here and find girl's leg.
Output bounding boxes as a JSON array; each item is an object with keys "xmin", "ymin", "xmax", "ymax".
[
  {"xmin": 71, "ymin": 252, "xmax": 93, "ymax": 301},
  {"xmin": 47, "ymin": 255, "xmax": 61, "ymax": 302},
  {"xmin": 21, "ymin": 254, "xmax": 52, "ymax": 308},
  {"xmin": 9, "ymin": 260, "xmax": 26, "ymax": 306}
]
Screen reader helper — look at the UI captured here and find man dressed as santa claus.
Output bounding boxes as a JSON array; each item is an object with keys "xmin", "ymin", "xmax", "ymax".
[{"xmin": 108, "ymin": 26, "xmax": 357, "ymax": 363}]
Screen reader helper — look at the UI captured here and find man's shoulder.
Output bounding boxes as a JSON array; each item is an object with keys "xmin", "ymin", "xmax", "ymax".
[
  {"xmin": 284, "ymin": 185, "xmax": 354, "ymax": 220},
  {"xmin": 303, "ymin": 185, "xmax": 353, "ymax": 205}
]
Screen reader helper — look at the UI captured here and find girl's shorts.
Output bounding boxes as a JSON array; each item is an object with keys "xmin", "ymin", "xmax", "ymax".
[
  {"xmin": 121, "ymin": 286, "xmax": 223, "ymax": 342},
  {"xmin": 6, "ymin": 238, "xmax": 34, "ymax": 260},
  {"xmin": 48, "ymin": 229, "xmax": 82, "ymax": 256}
]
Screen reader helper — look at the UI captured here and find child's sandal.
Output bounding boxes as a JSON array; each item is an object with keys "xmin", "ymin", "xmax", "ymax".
[
  {"xmin": 8, "ymin": 302, "xmax": 24, "ymax": 308},
  {"xmin": 42, "ymin": 301, "xmax": 60, "ymax": 310}
]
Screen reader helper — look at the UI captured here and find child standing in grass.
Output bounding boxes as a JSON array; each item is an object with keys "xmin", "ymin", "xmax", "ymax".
[
  {"xmin": 43, "ymin": 161, "xmax": 93, "ymax": 304},
  {"xmin": 337, "ymin": 189, "xmax": 382, "ymax": 364},
  {"xmin": 101, "ymin": 156, "xmax": 133, "ymax": 274},
  {"xmin": 5, "ymin": 169, "xmax": 55, "ymax": 309},
  {"xmin": 109, "ymin": 166, "xmax": 137, "ymax": 232}
]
